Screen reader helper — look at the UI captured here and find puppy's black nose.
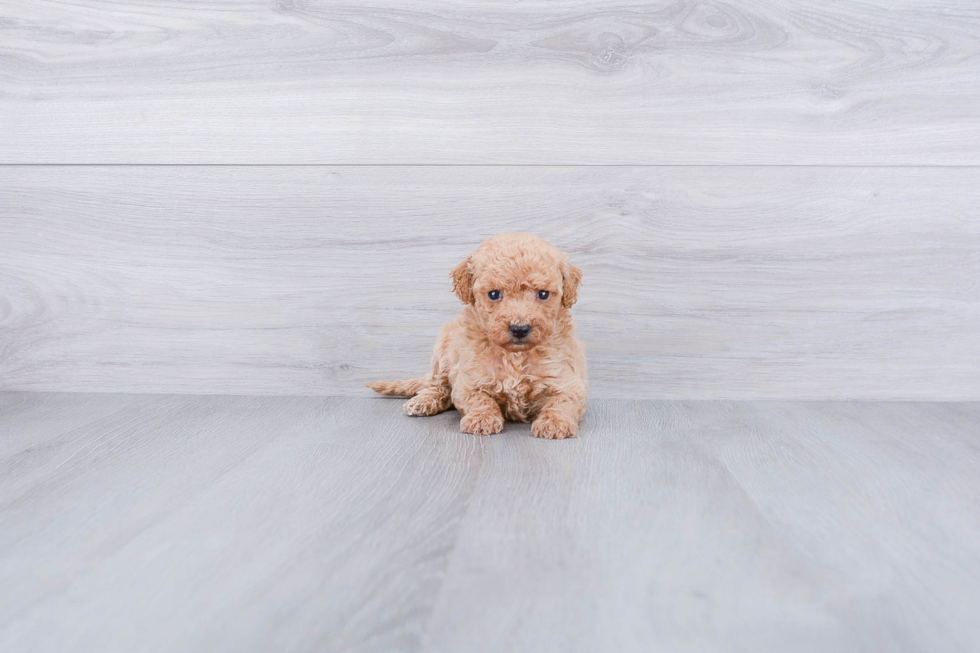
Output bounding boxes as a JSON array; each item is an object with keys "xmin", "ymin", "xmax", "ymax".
[{"xmin": 509, "ymin": 325, "xmax": 532, "ymax": 339}]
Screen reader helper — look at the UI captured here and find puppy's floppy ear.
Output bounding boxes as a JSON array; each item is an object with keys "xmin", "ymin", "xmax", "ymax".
[
  {"xmin": 561, "ymin": 261, "xmax": 583, "ymax": 308},
  {"xmin": 451, "ymin": 256, "xmax": 475, "ymax": 304}
]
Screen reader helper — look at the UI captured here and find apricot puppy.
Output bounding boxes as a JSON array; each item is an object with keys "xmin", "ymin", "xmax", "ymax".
[{"xmin": 368, "ymin": 233, "xmax": 587, "ymax": 439}]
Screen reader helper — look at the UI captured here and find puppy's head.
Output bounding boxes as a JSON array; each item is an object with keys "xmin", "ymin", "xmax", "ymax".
[{"xmin": 451, "ymin": 233, "xmax": 582, "ymax": 352}]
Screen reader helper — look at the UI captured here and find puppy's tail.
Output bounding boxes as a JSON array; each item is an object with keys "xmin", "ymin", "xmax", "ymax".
[{"xmin": 366, "ymin": 377, "xmax": 428, "ymax": 397}]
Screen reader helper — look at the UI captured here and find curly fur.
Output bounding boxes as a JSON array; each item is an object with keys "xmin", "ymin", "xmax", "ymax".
[{"xmin": 368, "ymin": 233, "xmax": 587, "ymax": 439}]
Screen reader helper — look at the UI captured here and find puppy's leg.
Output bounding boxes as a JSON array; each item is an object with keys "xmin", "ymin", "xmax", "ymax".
[
  {"xmin": 531, "ymin": 392, "xmax": 586, "ymax": 440},
  {"xmin": 404, "ymin": 376, "xmax": 452, "ymax": 417},
  {"xmin": 455, "ymin": 389, "xmax": 504, "ymax": 436},
  {"xmin": 404, "ymin": 331, "xmax": 454, "ymax": 416}
]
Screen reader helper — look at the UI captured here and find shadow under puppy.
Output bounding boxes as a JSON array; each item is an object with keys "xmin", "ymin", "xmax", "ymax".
[{"xmin": 368, "ymin": 233, "xmax": 587, "ymax": 439}]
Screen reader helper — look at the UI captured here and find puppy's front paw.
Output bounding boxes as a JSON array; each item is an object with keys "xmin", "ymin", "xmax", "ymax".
[
  {"xmin": 531, "ymin": 415, "xmax": 578, "ymax": 440},
  {"xmin": 405, "ymin": 394, "xmax": 443, "ymax": 417},
  {"xmin": 460, "ymin": 412, "xmax": 504, "ymax": 436}
]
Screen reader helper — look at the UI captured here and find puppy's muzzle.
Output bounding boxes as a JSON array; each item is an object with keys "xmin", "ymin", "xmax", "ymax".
[{"xmin": 509, "ymin": 324, "xmax": 532, "ymax": 340}]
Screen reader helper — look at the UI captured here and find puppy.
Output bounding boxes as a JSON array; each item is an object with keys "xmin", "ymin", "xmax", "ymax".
[{"xmin": 368, "ymin": 233, "xmax": 587, "ymax": 439}]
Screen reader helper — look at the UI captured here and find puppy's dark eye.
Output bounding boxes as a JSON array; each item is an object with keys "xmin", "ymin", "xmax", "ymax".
[
  {"xmin": 488, "ymin": 290, "xmax": 501, "ymax": 301},
  {"xmin": 537, "ymin": 290, "xmax": 550, "ymax": 300}
]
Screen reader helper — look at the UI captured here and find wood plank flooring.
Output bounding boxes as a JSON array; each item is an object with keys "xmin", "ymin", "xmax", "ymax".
[
  {"xmin": 2, "ymin": 393, "xmax": 979, "ymax": 652},
  {"xmin": 3, "ymin": 166, "xmax": 978, "ymax": 400},
  {"xmin": 2, "ymin": 1, "xmax": 979, "ymax": 164}
]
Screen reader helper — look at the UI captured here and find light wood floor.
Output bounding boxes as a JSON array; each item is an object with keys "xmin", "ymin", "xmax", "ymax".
[{"xmin": 2, "ymin": 392, "xmax": 979, "ymax": 652}]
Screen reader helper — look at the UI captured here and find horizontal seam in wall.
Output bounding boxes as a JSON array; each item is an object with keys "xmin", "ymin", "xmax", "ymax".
[{"xmin": 1, "ymin": 163, "xmax": 979, "ymax": 169}]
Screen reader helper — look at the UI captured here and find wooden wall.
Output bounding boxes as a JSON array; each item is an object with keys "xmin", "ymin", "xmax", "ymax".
[{"xmin": 2, "ymin": 1, "xmax": 978, "ymax": 399}]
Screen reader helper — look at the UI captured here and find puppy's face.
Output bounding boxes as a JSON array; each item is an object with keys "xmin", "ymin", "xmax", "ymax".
[{"xmin": 451, "ymin": 234, "xmax": 581, "ymax": 352}]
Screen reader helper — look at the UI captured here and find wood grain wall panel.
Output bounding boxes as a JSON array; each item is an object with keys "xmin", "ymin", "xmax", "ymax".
[
  {"xmin": 2, "ymin": 166, "xmax": 977, "ymax": 399},
  {"xmin": 1, "ymin": 0, "xmax": 978, "ymax": 164}
]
